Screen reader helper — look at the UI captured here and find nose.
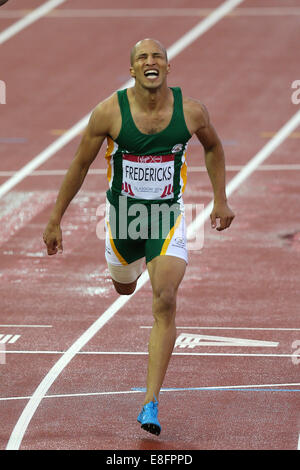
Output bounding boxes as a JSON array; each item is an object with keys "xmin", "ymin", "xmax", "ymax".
[{"xmin": 146, "ymin": 54, "xmax": 156, "ymax": 66}]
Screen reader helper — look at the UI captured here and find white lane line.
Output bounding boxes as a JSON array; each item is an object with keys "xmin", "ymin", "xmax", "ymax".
[
  {"xmin": 186, "ymin": 109, "xmax": 300, "ymax": 241},
  {"xmin": 225, "ymin": 113, "xmax": 300, "ymax": 196},
  {"xmin": 0, "ymin": 390, "xmax": 143, "ymax": 402},
  {"xmin": 1, "ymin": 164, "xmax": 300, "ymax": 178},
  {"xmin": 4, "ymin": 350, "xmax": 300, "ymax": 358},
  {"xmin": 0, "ymin": 325, "xmax": 52, "ymax": 328},
  {"xmin": 0, "ymin": 0, "xmax": 245, "ymax": 201},
  {"xmin": 232, "ymin": 7, "xmax": 300, "ymax": 16},
  {"xmin": 5, "ymin": 279, "xmax": 147, "ymax": 450},
  {"xmin": 0, "ymin": 115, "xmax": 91, "ymax": 199},
  {"xmin": 0, "ymin": 0, "xmax": 68, "ymax": 45},
  {"xmin": 2, "ymin": 7, "xmax": 300, "ymax": 18},
  {"xmin": 166, "ymin": 0, "xmax": 244, "ymax": 61},
  {"xmin": 1, "ymin": 382, "xmax": 300, "ymax": 403},
  {"xmin": 298, "ymin": 433, "xmax": 300, "ymax": 450}
]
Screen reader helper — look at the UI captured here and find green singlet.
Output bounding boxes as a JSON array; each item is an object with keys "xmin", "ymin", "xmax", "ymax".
[{"xmin": 104, "ymin": 86, "xmax": 192, "ymax": 265}]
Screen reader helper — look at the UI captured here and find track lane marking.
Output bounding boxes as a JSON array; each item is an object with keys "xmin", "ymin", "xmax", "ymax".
[
  {"xmin": 4, "ymin": 351, "xmax": 300, "ymax": 358},
  {"xmin": 1, "ymin": 383, "xmax": 300, "ymax": 403},
  {"xmin": 0, "ymin": 325, "xmax": 52, "ymax": 328},
  {"xmin": 1, "ymin": 164, "xmax": 300, "ymax": 178},
  {"xmin": 0, "ymin": 0, "xmax": 68, "ymax": 45},
  {"xmin": 186, "ymin": 109, "xmax": 300, "ymax": 241},
  {"xmin": 2, "ymin": 7, "xmax": 300, "ymax": 18}
]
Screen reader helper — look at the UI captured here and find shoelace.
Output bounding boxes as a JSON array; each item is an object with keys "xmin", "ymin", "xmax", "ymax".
[
  {"xmin": 142, "ymin": 394, "xmax": 159, "ymax": 414},
  {"xmin": 143, "ymin": 401, "xmax": 157, "ymax": 414}
]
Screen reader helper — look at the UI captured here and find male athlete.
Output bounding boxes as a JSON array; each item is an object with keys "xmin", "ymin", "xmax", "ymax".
[{"xmin": 43, "ymin": 38, "xmax": 235, "ymax": 436}]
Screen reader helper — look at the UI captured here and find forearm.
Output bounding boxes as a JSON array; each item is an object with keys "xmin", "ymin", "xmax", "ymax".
[
  {"xmin": 204, "ymin": 142, "xmax": 227, "ymax": 204},
  {"xmin": 48, "ymin": 159, "xmax": 89, "ymax": 224},
  {"xmin": 43, "ymin": 100, "xmax": 111, "ymax": 256}
]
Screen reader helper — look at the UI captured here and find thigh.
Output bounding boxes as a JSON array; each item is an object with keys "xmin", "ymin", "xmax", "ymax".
[
  {"xmin": 108, "ymin": 259, "xmax": 144, "ymax": 294},
  {"xmin": 145, "ymin": 200, "xmax": 188, "ymax": 266},
  {"xmin": 107, "ymin": 259, "xmax": 144, "ymax": 284},
  {"xmin": 147, "ymin": 255, "xmax": 186, "ymax": 295},
  {"xmin": 105, "ymin": 198, "xmax": 145, "ymax": 265}
]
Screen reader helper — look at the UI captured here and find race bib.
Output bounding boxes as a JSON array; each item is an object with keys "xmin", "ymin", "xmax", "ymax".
[{"xmin": 122, "ymin": 154, "xmax": 175, "ymax": 199}]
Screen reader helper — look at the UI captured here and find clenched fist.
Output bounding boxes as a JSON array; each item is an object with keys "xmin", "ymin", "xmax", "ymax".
[{"xmin": 43, "ymin": 222, "xmax": 63, "ymax": 255}]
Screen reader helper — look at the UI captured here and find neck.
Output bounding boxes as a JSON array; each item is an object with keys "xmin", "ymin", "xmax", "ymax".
[{"xmin": 131, "ymin": 81, "xmax": 170, "ymax": 111}]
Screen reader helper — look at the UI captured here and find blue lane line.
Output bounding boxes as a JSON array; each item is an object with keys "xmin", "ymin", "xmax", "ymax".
[{"xmin": 132, "ymin": 387, "xmax": 300, "ymax": 392}]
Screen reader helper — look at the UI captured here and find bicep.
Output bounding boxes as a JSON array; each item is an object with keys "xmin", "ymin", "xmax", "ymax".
[
  {"xmin": 73, "ymin": 106, "xmax": 109, "ymax": 169},
  {"xmin": 194, "ymin": 104, "xmax": 222, "ymax": 151},
  {"xmin": 196, "ymin": 122, "xmax": 221, "ymax": 152}
]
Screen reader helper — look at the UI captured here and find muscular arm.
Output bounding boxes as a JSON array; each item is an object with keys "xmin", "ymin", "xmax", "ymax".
[
  {"xmin": 186, "ymin": 99, "xmax": 235, "ymax": 231},
  {"xmin": 196, "ymin": 106, "xmax": 227, "ymax": 205},
  {"xmin": 48, "ymin": 112, "xmax": 106, "ymax": 225},
  {"xmin": 43, "ymin": 98, "xmax": 113, "ymax": 254}
]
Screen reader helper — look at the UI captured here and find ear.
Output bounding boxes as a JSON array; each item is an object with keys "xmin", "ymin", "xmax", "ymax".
[
  {"xmin": 130, "ymin": 67, "xmax": 136, "ymax": 78},
  {"xmin": 166, "ymin": 63, "xmax": 170, "ymax": 74}
]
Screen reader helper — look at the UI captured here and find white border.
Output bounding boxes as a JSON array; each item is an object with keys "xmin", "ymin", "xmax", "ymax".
[{"xmin": 0, "ymin": 0, "xmax": 68, "ymax": 45}]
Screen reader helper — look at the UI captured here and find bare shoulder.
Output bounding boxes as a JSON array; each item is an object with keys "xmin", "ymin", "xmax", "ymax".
[
  {"xmin": 93, "ymin": 92, "xmax": 119, "ymax": 117},
  {"xmin": 182, "ymin": 96, "xmax": 210, "ymax": 134},
  {"xmin": 89, "ymin": 92, "xmax": 121, "ymax": 139}
]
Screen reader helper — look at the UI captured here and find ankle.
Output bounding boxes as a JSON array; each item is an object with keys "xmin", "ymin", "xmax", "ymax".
[{"xmin": 143, "ymin": 393, "xmax": 159, "ymax": 406}]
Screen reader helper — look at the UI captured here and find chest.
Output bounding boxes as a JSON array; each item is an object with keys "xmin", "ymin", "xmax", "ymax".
[{"xmin": 130, "ymin": 108, "xmax": 173, "ymax": 135}]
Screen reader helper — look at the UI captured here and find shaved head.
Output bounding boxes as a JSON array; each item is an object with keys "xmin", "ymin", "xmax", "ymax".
[{"xmin": 130, "ymin": 38, "xmax": 168, "ymax": 66}]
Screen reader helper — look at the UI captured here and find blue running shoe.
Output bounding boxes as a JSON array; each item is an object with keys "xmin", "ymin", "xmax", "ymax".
[{"xmin": 137, "ymin": 397, "xmax": 161, "ymax": 436}]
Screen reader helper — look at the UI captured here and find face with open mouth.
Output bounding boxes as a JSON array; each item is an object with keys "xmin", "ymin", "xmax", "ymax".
[
  {"xmin": 130, "ymin": 39, "xmax": 170, "ymax": 89},
  {"xmin": 144, "ymin": 68, "xmax": 160, "ymax": 81}
]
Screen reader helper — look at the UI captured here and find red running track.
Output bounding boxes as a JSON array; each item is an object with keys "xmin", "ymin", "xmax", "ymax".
[{"xmin": 0, "ymin": 0, "xmax": 300, "ymax": 450}]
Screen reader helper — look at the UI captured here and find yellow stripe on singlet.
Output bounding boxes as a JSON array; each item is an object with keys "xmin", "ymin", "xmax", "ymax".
[
  {"xmin": 104, "ymin": 137, "xmax": 115, "ymax": 184},
  {"xmin": 180, "ymin": 151, "xmax": 188, "ymax": 195}
]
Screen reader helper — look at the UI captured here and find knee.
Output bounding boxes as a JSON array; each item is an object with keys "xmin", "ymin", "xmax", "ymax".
[
  {"xmin": 112, "ymin": 279, "xmax": 137, "ymax": 296},
  {"xmin": 153, "ymin": 286, "xmax": 177, "ymax": 317}
]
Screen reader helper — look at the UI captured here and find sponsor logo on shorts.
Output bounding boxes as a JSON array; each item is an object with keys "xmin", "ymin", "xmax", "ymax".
[
  {"xmin": 173, "ymin": 236, "xmax": 186, "ymax": 248},
  {"xmin": 105, "ymin": 246, "xmax": 112, "ymax": 256}
]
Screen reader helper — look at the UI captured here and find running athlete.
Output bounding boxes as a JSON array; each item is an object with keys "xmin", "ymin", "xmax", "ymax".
[{"xmin": 43, "ymin": 38, "xmax": 235, "ymax": 436}]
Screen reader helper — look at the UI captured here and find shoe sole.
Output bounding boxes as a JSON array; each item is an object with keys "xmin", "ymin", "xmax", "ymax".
[{"xmin": 141, "ymin": 422, "xmax": 161, "ymax": 436}]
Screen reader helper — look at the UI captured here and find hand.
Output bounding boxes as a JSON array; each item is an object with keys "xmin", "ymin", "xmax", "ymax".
[
  {"xmin": 43, "ymin": 222, "xmax": 63, "ymax": 255},
  {"xmin": 210, "ymin": 201, "xmax": 235, "ymax": 231}
]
